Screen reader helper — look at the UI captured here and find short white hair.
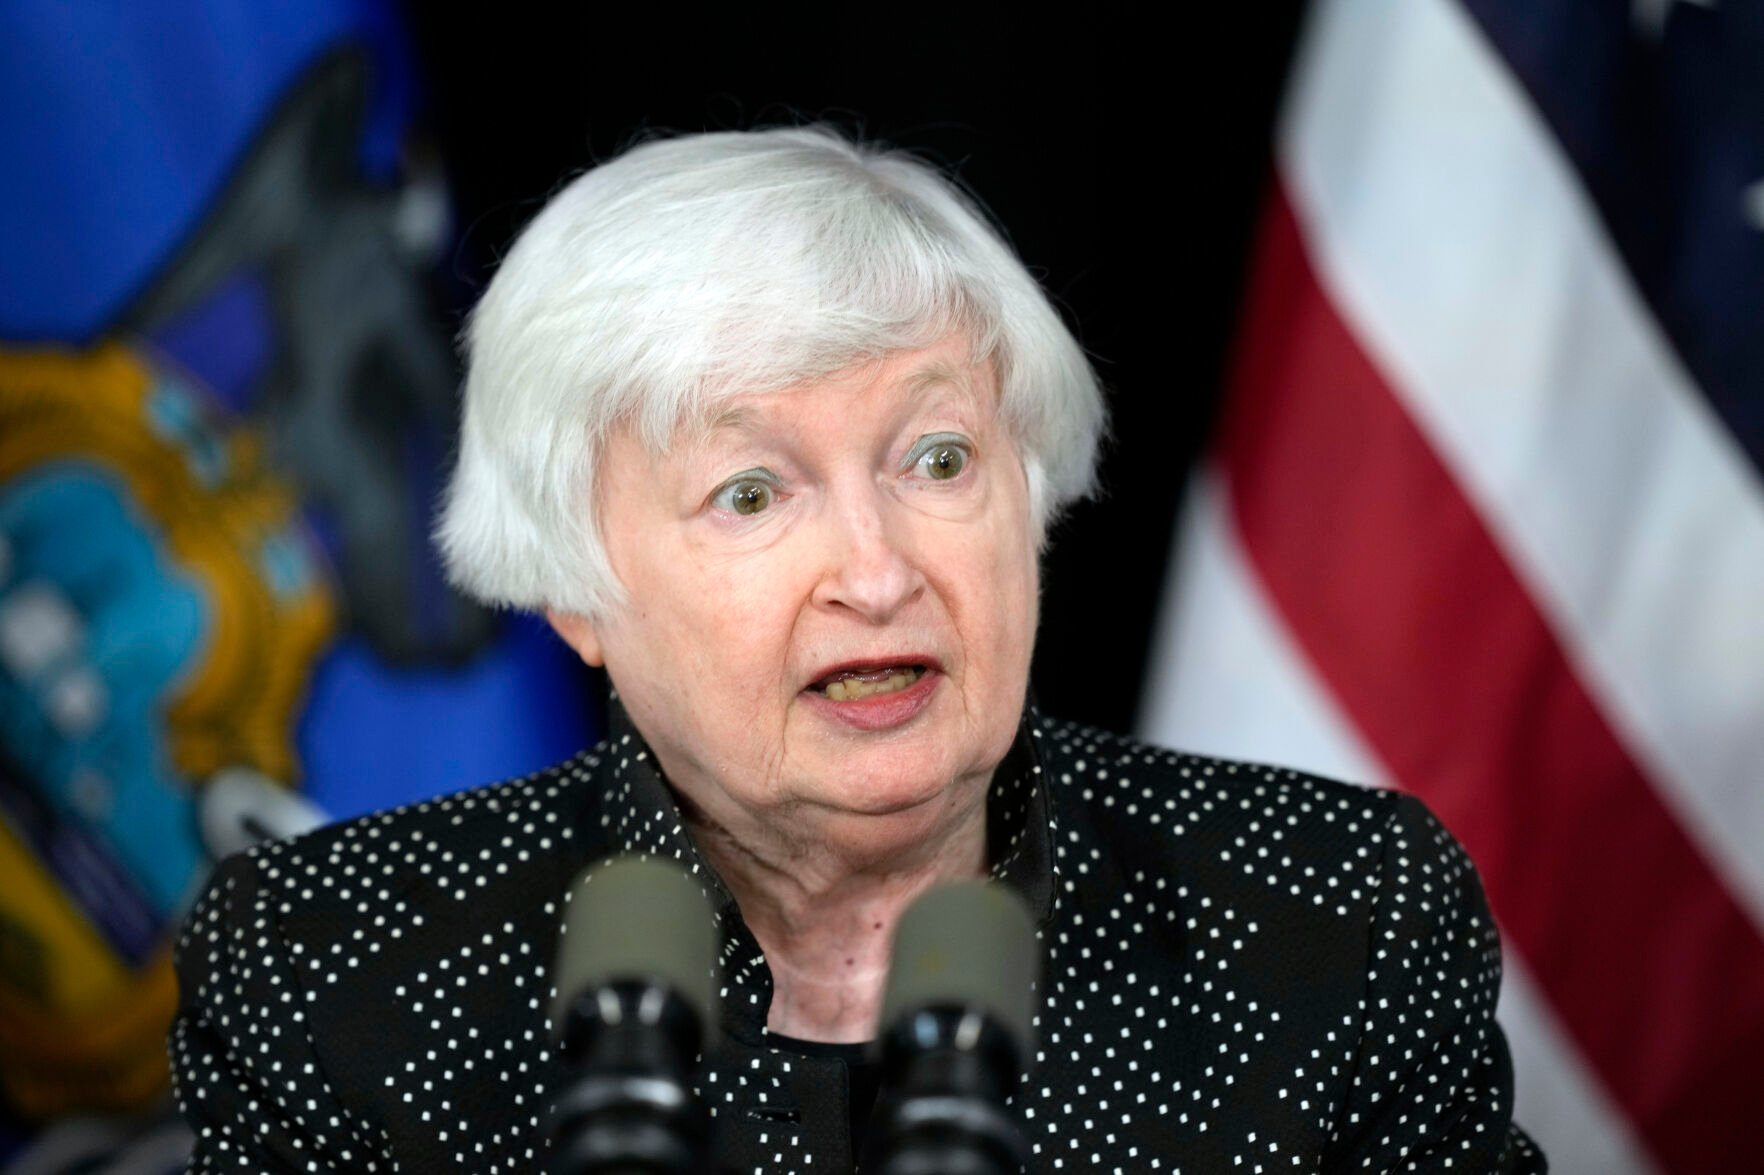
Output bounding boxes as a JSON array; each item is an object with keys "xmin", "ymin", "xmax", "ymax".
[{"xmin": 436, "ymin": 124, "xmax": 1107, "ymax": 620}]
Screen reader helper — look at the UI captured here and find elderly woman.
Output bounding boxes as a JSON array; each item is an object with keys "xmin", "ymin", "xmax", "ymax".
[{"xmin": 170, "ymin": 125, "xmax": 1544, "ymax": 1172}]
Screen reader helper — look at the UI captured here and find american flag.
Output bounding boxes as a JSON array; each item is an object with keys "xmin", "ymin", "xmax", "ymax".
[{"xmin": 1139, "ymin": 1, "xmax": 1764, "ymax": 1171}]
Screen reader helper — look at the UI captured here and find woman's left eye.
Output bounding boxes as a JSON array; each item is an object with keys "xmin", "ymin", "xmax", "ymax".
[
  {"xmin": 710, "ymin": 474, "xmax": 779, "ymax": 517},
  {"xmin": 910, "ymin": 437, "xmax": 971, "ymax": 481}
]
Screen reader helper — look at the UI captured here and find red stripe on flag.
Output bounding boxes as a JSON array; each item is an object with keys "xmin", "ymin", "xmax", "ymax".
[{"xmin": 1217, "ymin": 181, "xmax": 1764, "ymax": 1173}]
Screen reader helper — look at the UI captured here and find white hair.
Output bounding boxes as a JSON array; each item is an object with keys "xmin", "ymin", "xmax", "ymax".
[{"xmin": 436, "ymin": 123, "xmax": 1108, "ymax": 620}]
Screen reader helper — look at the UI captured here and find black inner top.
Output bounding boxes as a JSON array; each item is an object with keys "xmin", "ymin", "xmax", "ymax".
[{"xmin": 763, "ymin": 1032, "xmax": 883, "ymax": 1159}]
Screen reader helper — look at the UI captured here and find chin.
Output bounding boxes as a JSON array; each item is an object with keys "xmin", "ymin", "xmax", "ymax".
[{"xmin": 814, "ymin": 756, "xmax": 963, "ymax": 821}]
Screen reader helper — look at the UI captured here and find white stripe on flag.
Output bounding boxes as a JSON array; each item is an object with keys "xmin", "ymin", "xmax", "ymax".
[
  {"xmin": 1139, "ymin": 468, "xmax": 1384, "ymax": 783},
  {"xmin": 1278, "ymin": 0, "xmax": 1764, "ymax": 932},
  {"xmin": 1139, "ymin": 468, "xmax": 1650, "ymax": 1172},
  {"xmin": 1499, "ymin": 952, "xmax": 1657, "ymax": 1175}
]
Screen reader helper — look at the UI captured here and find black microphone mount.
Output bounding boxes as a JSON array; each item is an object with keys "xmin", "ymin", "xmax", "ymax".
[
  {"xmin": 861, "ymin": 1003, "xmax": 1031, "ymax": 1175},
  {"xmin": 550, "ymin": 977, "xmax": 712, "ymax": 1175},
  {"xmin": 858, "ymin": 880, "xmax": 1041, "ymax": 1175},
  {"xmin": 547, "ymin": 856, "xmax": 721, "ymax": 1175}
]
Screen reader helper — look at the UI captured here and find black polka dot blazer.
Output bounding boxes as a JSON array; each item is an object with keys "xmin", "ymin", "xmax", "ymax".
[{"xmin": 170, "ymin": 697, "xmax": 1546, "ymax": 1172}]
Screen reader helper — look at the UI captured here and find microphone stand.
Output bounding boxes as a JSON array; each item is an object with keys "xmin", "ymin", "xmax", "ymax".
[
  {"xmin": 860, "ymin": 1004, "xmax": 1030, "ymax": 1175},
  {"xmin": 550, "ymin": 978, "xmax": 715, "ymax": 1175}
]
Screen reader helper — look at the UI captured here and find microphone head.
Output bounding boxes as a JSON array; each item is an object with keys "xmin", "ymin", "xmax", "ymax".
[
  {"xmin": 878, "ymin": 880, "xmax": 1040, "ymax": 1052},
  {"xmin": 550, "ymin": 856, "xmax": 720, "ymax": 1035}
]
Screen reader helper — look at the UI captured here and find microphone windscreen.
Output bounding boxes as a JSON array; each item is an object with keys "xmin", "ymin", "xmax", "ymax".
[
  {"xmin": 878, "ymin": 880, "xmax": 1039, "ymax": 1051},
  {"xmin": 550, "ymin": 856, "xmax": 720, "ymax": 1035}
]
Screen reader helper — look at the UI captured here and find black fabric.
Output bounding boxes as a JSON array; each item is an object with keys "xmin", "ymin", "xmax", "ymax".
[
  {"xmin": 170, "ymin": 696, "xmax": 1547, "ymax": 1172},
  {"xmin": 761, "ymin": 1033, "xmax": 880, "ymax": 1161}
]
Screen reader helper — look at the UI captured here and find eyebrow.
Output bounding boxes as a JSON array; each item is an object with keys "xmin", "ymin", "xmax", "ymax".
[
  {"xmin": 701, "ymin": 403, "xmax": 761, "ymax": 437},
  {"xmin": 699, "ymin": 359, "xmax": 975, "ymax": 438},
  {"xmin": 902, "ymin": 358, "xmax": 971, "ymax": 397}
]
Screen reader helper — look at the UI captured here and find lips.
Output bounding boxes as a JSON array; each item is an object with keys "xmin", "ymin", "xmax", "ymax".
[
  {"xmin": 806, "ymin": 655, "xmax": 943, "ymax": 695},
  {"xmin": 798, "ymin": 660, "xmax": 943, "ymax": 731},
  {"xmin": 820, "ymin": 667, "xmax": 925, "ymax": 701}
]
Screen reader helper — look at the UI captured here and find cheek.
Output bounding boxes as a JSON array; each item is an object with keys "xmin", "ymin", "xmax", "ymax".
[
  {"xmin": 946, "ymin": 503, "xmax": 1038, "ymax": 685},
  {"xmin": 649, "ymin": 583, "xmax": 769, "ymax": 687},
  {"xmin": 601, "ymin": 575, "xmax": 794, "ymax": 786},
  {"xmin": 622, "ymin": 537, "xmax": 816, "ymax": 703},
  {"xmin": 999, "ymin": 537, "xmax": 1040, "ymax": 677},
  {"xmin": 994, "ymin": 467, "xmax": 1040, "ymax": 642}
]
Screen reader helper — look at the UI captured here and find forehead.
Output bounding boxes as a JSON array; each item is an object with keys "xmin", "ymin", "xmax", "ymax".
[{"xmin": 693, "ymin": 350, "xmax": 995, "ymax": 444}]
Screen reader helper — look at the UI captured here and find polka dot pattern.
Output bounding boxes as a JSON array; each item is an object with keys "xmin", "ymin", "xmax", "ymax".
[{"xmin": 170, "ymin": 697, "xmax": 1545, "ymax": 1171}]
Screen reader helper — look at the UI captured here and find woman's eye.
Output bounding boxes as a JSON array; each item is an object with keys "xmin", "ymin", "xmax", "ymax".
[
  {"xmin": 912, "ymin": 438, "xmax": 970, "ymax": 481},
  {"xmin": 714, "ymin": 478, "xmax": 775, "ymax": 516}
]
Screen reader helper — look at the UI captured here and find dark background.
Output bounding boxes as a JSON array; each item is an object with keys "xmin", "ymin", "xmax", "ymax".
[{"xmin": 401, "ymin": 7, "xmax": 1309, "ymax": 734}]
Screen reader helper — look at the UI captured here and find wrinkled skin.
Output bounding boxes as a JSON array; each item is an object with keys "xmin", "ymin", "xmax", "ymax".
[{"xmin": 548, "ymin": 332, "xmax": 1040, "ymax": 1039}]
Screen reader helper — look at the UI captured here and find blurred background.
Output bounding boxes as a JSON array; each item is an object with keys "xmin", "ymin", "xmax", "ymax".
[{"xmin": 1, "ymin": 2, "xmax": 1758, "ymax": 1172}]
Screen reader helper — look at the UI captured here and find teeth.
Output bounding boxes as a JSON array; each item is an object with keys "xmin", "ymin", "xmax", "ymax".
[{"xmin": 822, "ymin": 668, "xmax": 923, "ymax": 701}]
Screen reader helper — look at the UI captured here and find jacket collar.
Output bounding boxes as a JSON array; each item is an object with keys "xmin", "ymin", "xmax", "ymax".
[{"xmin": 594, "ymin": 686, "xmax": 1058, "ymax": 1039}]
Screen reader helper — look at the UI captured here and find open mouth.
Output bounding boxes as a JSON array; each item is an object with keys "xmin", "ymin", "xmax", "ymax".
[{"xmin": 810, "ymin": 664, "xmax": 928, "ymax": 701}]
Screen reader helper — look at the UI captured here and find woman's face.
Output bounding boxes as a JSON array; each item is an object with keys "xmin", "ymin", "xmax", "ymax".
[{"xmin": 552, "ymin": 332, "xmax": 1039, "ymax": 862}]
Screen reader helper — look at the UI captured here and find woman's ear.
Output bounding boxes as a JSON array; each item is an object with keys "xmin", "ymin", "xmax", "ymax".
[{"xmin": 545, "ymin": 609, "xmax": 606, "ymax": 668}]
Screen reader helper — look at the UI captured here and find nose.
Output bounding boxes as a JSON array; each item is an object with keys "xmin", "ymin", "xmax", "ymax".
[{"xmin": 810, "ymin": 482, "xmax": 926, "ymax": 623}]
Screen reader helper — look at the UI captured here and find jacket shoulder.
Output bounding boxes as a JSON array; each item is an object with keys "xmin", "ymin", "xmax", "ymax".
[
  {"xmin": 171, "ymin": 746, "xmax": 615, "ymax": 1169},
  {"xmin": 270, "ymin": 744, "xmax": 605, "ymax": 872},
  {"xmin": 1029, "ymin": 716, "xmax": 1535, "ymax": 1166},
  {"xmin": 1031, "ymin": 712, "xmax": 1404, "ymax": 843},
  {"xmin": 1028, "ymin": 712, "xmax": 1441, "ymax": 938}
]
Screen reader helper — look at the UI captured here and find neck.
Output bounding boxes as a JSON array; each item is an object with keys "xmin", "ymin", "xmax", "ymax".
[{"xmin": 680, "ymin": 786, "xmax": 991, "ymax": 1044}]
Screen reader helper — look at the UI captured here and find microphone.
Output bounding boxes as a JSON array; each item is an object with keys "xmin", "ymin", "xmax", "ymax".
[
  {"xmin": 548, "ymin": 856, "xmax": 721, "ymax": 1175},
  {"xmin": 861, "ymin": 880, "xmax": 1041, "ymax": 1175}
]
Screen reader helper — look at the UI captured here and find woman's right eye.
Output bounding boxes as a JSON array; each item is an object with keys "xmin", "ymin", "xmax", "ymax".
[{"xmin": 713, "ymin": 477, "xmax": 775, "ymax": 516}]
